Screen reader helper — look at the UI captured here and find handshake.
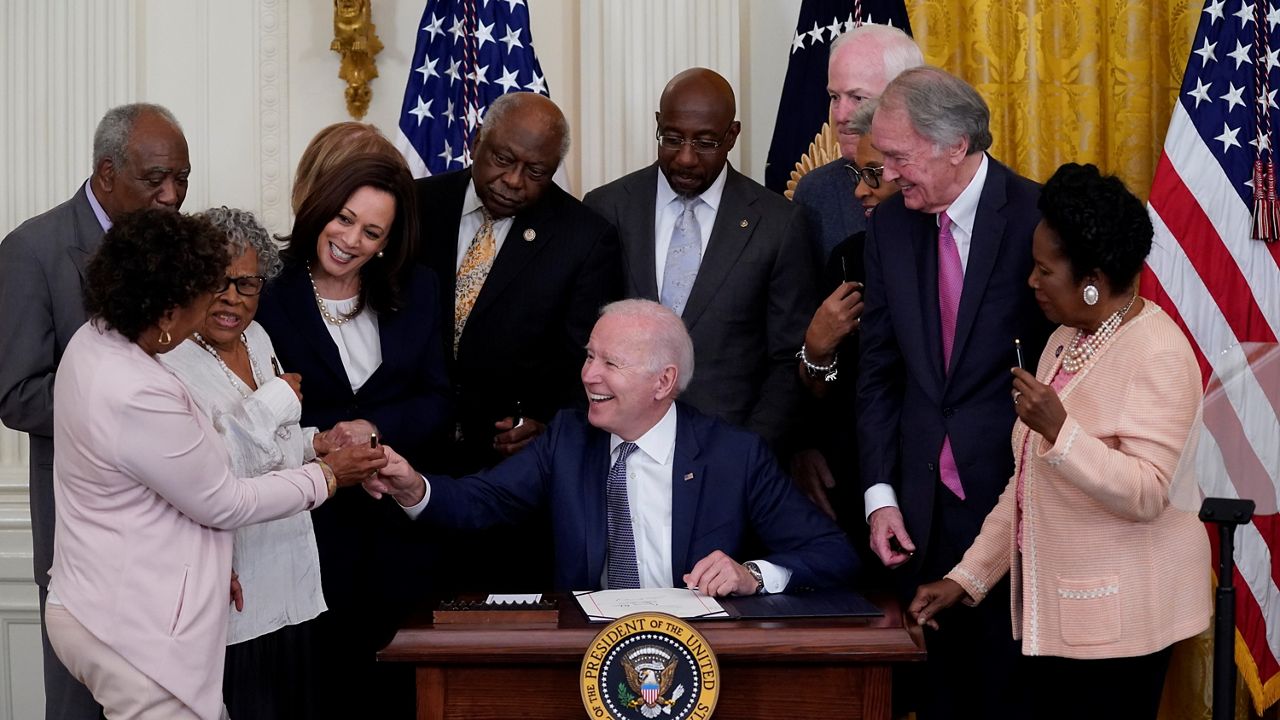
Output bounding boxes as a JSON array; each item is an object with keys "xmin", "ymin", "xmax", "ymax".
[{"xmin": 310, "ymin": 419, "xmax": 424, "ymax": 505}]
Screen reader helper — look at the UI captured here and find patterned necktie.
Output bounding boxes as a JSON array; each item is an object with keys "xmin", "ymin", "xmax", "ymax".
[
  {"xmin": 454, "ymin": 209, "xmax": 497, "ymax": 356},
  {"xmin": 660, "ymin": 197, "xmax": 702, "ymax": 316},
  {"xmin": 937, "ymin": 212, "xmax": 966, "ymax": 500},
  {"xmin": 606, "ymin": 442, "xmax": 642, "ymax": 589}
]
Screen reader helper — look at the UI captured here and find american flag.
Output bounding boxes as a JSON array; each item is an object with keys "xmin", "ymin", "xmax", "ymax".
[
  {"xmin": 395, "ymin": 0, "xmax": 551, "ymax": 179},
  {"xmin": 1142, "ymin": 0, "xmax": 1280, "ymax": 711},
  {"xmin": 762, "ymin": 0, "xmax": 912, "ymax": 193}
]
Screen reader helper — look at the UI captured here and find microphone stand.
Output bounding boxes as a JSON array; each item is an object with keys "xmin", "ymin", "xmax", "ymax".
[{"xmin": 1200, "ymin": 497, "xmax": 1255, "ymax": 720}]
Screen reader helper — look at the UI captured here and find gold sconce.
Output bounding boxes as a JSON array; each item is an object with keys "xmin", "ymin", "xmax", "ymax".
[{"xmin": 331, "ymin": 0, "xmax": 384, "ymax": 119}]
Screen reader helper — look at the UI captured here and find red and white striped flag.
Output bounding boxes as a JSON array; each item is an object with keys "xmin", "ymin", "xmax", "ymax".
[{"xmin": 1143, "ymin": 0, "xmax": 1280, "ymax": 711}]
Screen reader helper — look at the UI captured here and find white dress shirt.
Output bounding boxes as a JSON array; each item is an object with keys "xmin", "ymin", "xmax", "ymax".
[
  {"xmin": 652, "ymin": 165, "xmax": 729, "ymax": 291},
  {"xmin": 864, "ymin": 153, "xmax": 992, "ymax": 520},
  {"xmin": 455, "ymin": 181, "xmax": 516, "ymax": 272},
  {"xmin": 159, "ymin": 321, "xmax": 326, "ymax": 645},
  {"xmin": 403, "ymin": 403, "xmax": 791, "ymax": 593},
  {"xmin": 318, "ymin": 296, "xmax": 381, "ymax": 393}
]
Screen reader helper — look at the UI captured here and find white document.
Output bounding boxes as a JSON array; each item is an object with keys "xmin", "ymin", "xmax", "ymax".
[
  {"xmin": 573, "ymin": 588, "xmax": 729, "ymax": 622},
  {"xmin": 484, "ymin": 593, "xmax": 543, "ymax": 604}
]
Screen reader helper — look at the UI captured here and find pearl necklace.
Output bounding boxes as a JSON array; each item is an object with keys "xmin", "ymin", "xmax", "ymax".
[
  {"xmin": 1061, "ymin": 293, "xmax": 1138, "ymax": 373},
  {"xmin": 192, "ymin": 332, "xmax": 291, "ymax": 440},
  {"xmin": 308, "ymin": 264, "xmax": 363, "ymax": 326}
]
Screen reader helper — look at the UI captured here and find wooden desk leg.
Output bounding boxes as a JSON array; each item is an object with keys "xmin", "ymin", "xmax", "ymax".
[
  {"xmin": 418, "ymin": 666, "xmax": 446, "ymax": 720},
  {"xmin": 863, "ymin": 665, "xmax": 892, "ymax": 720}
]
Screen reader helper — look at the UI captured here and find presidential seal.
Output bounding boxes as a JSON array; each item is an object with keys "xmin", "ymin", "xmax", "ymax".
[{"xmin": 581, "ymin": 613, "xmax": 719, "ymax": 720}]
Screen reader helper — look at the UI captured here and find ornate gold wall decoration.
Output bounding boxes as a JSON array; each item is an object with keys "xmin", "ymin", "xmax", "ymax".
[
  {"xmin": 785, "ymin": 121, "xmax": 843, "ymax": 201},
  {"xmin": 331, "ymin": 0, "xmax": 383, "ymax": 120}
]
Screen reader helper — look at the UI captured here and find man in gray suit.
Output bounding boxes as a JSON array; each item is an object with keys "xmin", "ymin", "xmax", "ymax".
[
  {"xmin": 791, "ymin": 24, "xmax": 923, "ymax": 265},
  {"xmin": 584, "ymin": 68, "xmax": 814, "ymax": 449},
  {"xmin": 0, "ymin": 103, "xmax": 189, "ymax": 719}
]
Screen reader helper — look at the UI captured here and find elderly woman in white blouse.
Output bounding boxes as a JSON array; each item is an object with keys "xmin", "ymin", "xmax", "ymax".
[{"xmin": 159, "ymin": 207, "xmax": 366, "ymax": 719}]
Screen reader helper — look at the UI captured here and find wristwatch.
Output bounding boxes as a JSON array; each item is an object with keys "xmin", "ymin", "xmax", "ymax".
[{"xmin": 743, "ymin": 561, "xmax": 765, "ymax": 595}]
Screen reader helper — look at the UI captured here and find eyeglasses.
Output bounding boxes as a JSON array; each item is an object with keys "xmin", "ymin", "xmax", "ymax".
[
  {"xmin": 655, "ymin": 126, "xmax": 733, "ymax": 155},
  {"xmin": 216, "ymin": 275, "xmax": 267, "ymax": 296},
  {"xmin": 845, "ymin": 163, "xmax": 885, "ymax": 190}
]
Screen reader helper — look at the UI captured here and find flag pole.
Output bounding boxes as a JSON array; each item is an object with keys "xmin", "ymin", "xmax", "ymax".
[{"xmin": 1200, "ymin": 497, "xmax": 1256, "ymax": 720}]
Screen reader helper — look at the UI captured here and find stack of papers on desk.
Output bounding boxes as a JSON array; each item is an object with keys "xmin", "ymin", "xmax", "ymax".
[{"xmin": 574, "ymin": 588, "xmax": 730, "ymax": 622}]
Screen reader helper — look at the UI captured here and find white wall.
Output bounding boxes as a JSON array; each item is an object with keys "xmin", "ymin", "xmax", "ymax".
[{"xmin": 0, "ymin": 1, "xmax": 801, "ymax": 715}]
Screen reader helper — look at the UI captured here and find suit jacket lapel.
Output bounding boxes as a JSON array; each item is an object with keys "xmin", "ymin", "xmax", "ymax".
[
  {"xmin": 584, "ymin": 428, "xmax": 612, "ymax": 586},
  {"xmin": 278, "ymin": 266, "xmax": 350, "ymax": 386},
  {"xmin": 948, "ymin": 158, "xmax": 1008, "ymax": 381},
  {"xmin": 681, "ymin": 169, "xmax": 758, "ymax": 330},
  {"xmin": 67, "ymin": 186, "xmax": 106, "ymax": 281},
  {"xmin": 623, "ymin": 166, "xmax": 660, "ymax": 299},
  {"xmin": 906, "ymin": 211, "xmax": 946, "ymax": 392},
  {"xmin": 468, "ymin": 193, "xmax": 556, "ymax": 319},
  {"xmin": 668, "ymin": 404, "xmax": 706, "ymax": 586}
]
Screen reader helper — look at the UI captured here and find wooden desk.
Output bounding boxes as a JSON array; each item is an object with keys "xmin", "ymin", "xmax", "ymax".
[{"xmin": 378, "ymin": 595, "xmax": 925, "ymax": 719}]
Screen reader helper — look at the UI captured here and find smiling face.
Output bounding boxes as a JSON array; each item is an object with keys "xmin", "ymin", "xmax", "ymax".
[
  {"xmin": 828, "ymin": 42, "xmax": 887, "ymax": 162},
  {"xmin": 581, "ymin": 313, "xmax": 674, "ymax": 441},
  {"xmin": 201, "ymin": 248, "xmax": 261, "ymax": 351},
  {"xmin": 871, "ymin": 102, "xmax": 971, "ymax": 214},
  {"xmin": 312, "ymin": 185, "xmax": 394, "ymax": 287},
  {"xmin": 852, "ymin": 133, "xmax": 899, "ymax": 216}
]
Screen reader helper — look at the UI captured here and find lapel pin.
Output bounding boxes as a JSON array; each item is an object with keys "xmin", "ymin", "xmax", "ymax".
[
  {"xmin": 739, "ymin": 219, "xmax": 749, "ymax": 228},
  {"xmin": 523, "ymin": 228, "xmax": 537, "ymax": 241},
  {"xmin": 684, "ymin": 472, "xmax": 695, "ymax": 481}
]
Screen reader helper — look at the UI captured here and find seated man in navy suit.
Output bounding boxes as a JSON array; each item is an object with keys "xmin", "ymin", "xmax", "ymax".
[{"xmin": 366, "ymin": 299, "xmax": 857, "ymax": 595}]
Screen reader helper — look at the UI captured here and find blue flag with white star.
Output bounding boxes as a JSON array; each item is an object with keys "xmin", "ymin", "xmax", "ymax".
[
  {"xmin": 763, "ymin": 1, "xmax": 912, "ymax": 194},
  {"xmin": 396, "ymin": 0, "xmax": 550, "ymax": 178}
]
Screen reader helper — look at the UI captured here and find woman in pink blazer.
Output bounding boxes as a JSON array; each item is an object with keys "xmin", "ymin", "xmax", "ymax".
[
  {"xmin": 910, "ymin": 164, "xmax": 1211, "ymax": 719},
  {"xmin": 44, "ymin": 210, "xmax": 387, "ymax": 720}
]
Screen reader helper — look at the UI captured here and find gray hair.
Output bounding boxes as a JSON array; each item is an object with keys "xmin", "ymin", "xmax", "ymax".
[
  {"xmin": 478, "ymin": 91, "xmax": 571, "ymax": 160},
  {"xmin": 850, "ymin": 99, "xmax": 878, "ymax": 136},
  {"xmin": 196, "ymin": 207, "xmax": 283, "ymax": 280},
  {"xmin": 879, "ymin": 65, "xmax": 992, "ymax": 155},
  {"xmin": 829, "ymin": 24, "xmax": 923, "ymax": 90},
  {"xmin": 599, "ymin": 299, "xmax": 694, "ymax": 393},
  {"xmin": 92, "ymin": 103, "xmax": 182, "ymax": 171}
]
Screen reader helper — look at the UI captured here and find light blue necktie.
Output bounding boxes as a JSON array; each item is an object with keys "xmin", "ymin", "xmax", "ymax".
[
  {"xmin": 660, "ymin": 197, "xmax": 702, "ymax": 316},
  {"xmin": 606, "ymin": 442, "xmax": 641, "ymax": 589}
]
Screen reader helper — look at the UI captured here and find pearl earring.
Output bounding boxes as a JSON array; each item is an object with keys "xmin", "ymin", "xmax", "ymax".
[
  {"xmin": 1082, "ymin": 284, "xmax": 1099, "ymax": 306},
  {"xmin": 377, "ymin": 250, "xmax": 384, "ymax": 258}
]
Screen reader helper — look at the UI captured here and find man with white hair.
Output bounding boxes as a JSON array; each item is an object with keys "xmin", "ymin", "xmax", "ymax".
[
  {"xmin": 792, "ymin": 23, "xmax": 923, "ymax": 264},
  {"xmin": 368, "ymin": 299, "xmax": 857, "ymax": 595}
]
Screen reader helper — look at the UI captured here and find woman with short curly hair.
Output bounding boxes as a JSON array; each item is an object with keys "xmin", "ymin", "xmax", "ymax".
[
  {"xmin": 44, "ymin": 209, "xmax": 388, "ymax": 720},
  {"xmin": 910, "ymin": 163, "xmax": 1211, "ymax": 719}
]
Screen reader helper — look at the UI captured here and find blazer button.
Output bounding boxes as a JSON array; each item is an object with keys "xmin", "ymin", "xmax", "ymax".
[
  {"xmin": 942, "ymin": 407, "xmax": 955, "ymax": 418},
  {"xmin": 927, "ymin": 462, "xmax": 937, "ymax": 472}
]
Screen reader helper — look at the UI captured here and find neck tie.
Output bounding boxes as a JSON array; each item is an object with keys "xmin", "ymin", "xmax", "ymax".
[
  {"xmin": 454, "ymin": 209, "xmax": 496, "ymax": 356},
  {"xmin": 937, "ymin": 212, "xmax": 966, "ymax": 500},
  {"xmin": 606, "ymin": 442, "xmax": 642, "ymax": 589},
  {"xmin": 660, "ymin": 197, "xmax": 702, "ymax": 316}
]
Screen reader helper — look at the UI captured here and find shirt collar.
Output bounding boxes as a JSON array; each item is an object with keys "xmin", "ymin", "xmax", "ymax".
[
  {"xmin": 656, "ymin": 162, "xmax": 730, "ymax": 213},
  {"xmin": 937, "ymin": 153, "xmax": 989, "ymax": 235},
  {"xmin": 463, "ymin": 179, "xmax": 488, "ymax": 219},
  {"xmin": 84, "ymin": 180, "xmax": 112, "ymax": 232},
  {"xmin": 611, "ymin": 403, "xmax": 678, "ymax": 465}
]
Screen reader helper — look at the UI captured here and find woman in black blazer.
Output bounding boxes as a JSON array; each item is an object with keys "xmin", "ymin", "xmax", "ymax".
[{"xmin": 256, "ymin": 152, "xmax": 449, "ymax": 717}]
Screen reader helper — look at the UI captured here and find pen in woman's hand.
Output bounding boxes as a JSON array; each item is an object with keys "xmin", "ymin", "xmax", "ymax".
[
  {"xmin": 1014, "ymin": 338, "xmax": 1025, "ymax": 371},
  {"xmin": 270, "ymin": 354, "xmax": 285, "ymax": 377}
]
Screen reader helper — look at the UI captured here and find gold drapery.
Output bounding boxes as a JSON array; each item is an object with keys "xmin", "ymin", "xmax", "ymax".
[{"xmin": 905, "ymin": 0, "xmax": 1199, "ymax": 198}]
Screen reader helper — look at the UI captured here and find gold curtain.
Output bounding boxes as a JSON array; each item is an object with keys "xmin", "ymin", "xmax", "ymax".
[{"xmin": 904, "ymin": 0, "xmax": 1199, "ymax": 198}]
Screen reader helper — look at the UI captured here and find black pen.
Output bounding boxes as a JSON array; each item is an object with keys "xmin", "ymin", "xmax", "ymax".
[
  {"xmin": 841, "ymin": 256, "xmax": 849, "ymax": 283},
  {"xmin": 370, "ymin": 433, "xmax": 379, "ymax": 449},
  {"xmin": 270, "ymin": 354, "xmax": 284, "ymax": 377},
  {"xmin": 1014, "ymin": 338, "xmax": 1025, "ymax": 371}
]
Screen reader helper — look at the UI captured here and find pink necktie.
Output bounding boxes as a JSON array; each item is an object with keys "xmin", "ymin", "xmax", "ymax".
[{"xmin": 937, "ymin": 212, "xmax": 965, "ymax": 500}]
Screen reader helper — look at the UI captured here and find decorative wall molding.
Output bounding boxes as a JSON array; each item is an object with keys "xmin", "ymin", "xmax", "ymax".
[{"xmin": 257, "ymin": 0, "xmax": 290, "ymax": 234}]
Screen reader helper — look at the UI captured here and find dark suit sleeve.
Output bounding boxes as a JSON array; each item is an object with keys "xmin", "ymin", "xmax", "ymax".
[
  {"xmin": 747, "ymin": 206, "xmax": 817, "ymax": 446},
  {"xmin": 0, "ymin": 233, "xmax": 57, "ymax": 437},
  {"xmin": 420, "ymin": 417, "xmax": 557, "ymax": 529},
  {"xmin": 362, "ymin": 269, "xmax": 452, "ymax": 452},
  {"xmin": 855, "ymin": 212, "xmax": 904, "ymax": 493},
  {"xmin": 744, "ymin": 436, "xmax": 858, "ymax": 589}
]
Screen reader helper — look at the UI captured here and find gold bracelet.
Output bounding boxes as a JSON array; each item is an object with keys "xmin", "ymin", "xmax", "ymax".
[{"xmin": 314, "ymin": 459, "xmax": 338, "ymax": 497}]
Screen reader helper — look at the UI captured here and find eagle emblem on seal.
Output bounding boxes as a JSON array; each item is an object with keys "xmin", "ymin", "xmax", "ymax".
[{"xmin": 618, "ymin": 645, "xmax": 686, "ymax": 718}]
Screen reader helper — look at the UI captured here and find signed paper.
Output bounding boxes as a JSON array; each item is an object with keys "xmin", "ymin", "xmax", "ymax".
[{"xmin": 574, "ymin": 588, "xmax": 729, "ymax": 622}]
